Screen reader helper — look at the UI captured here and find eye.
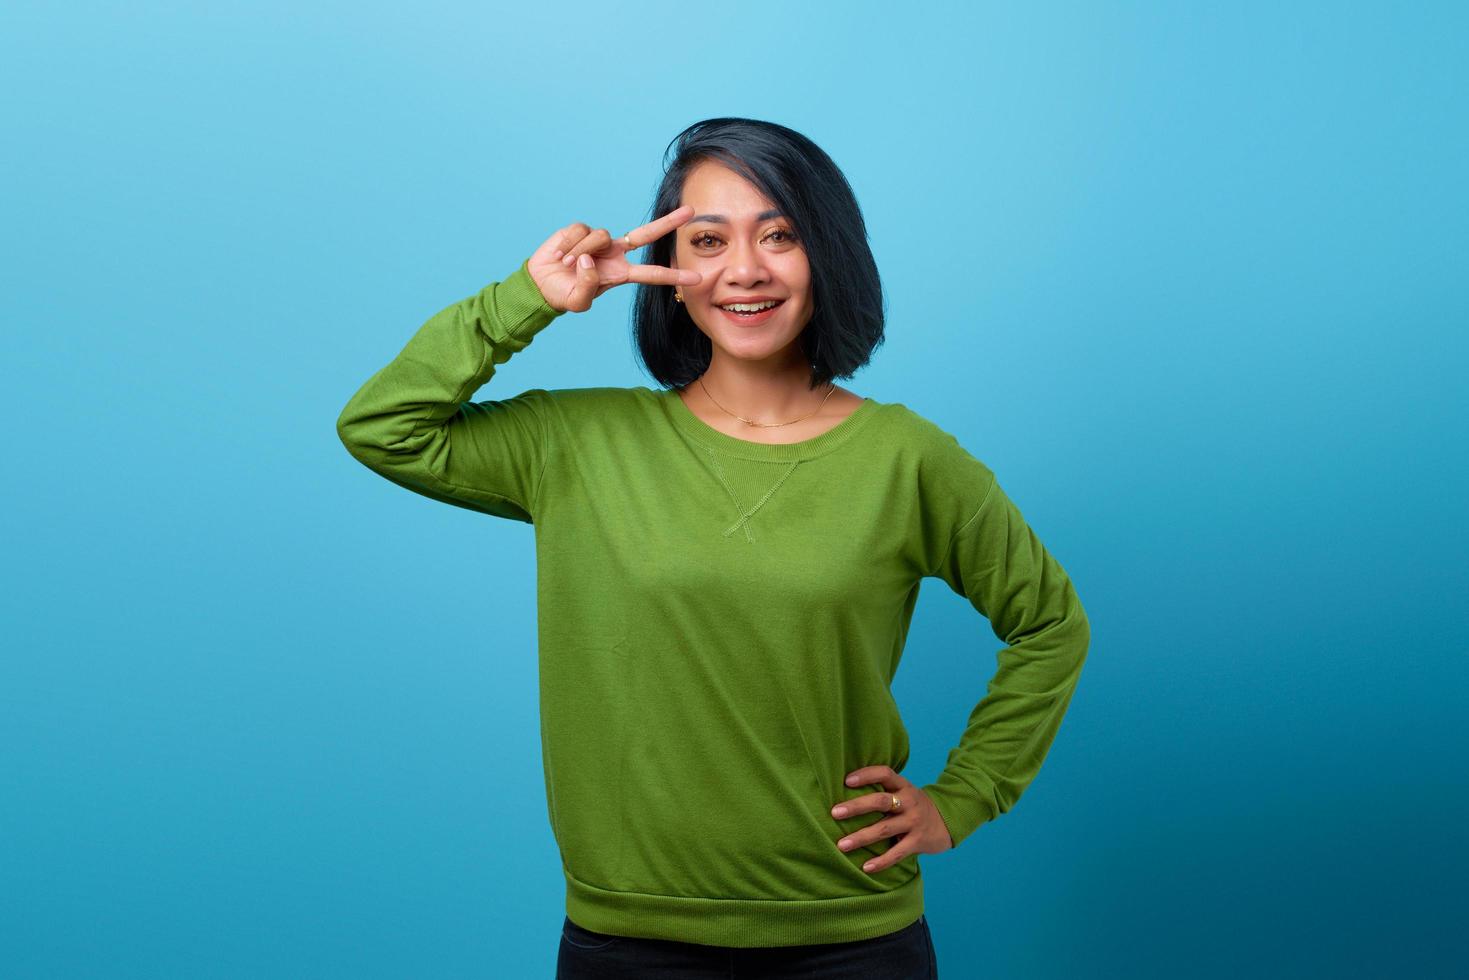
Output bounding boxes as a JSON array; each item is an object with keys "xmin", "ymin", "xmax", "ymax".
[{"xmin": 689, "ymin": 228, "xmax": 799, "ymax": 249}]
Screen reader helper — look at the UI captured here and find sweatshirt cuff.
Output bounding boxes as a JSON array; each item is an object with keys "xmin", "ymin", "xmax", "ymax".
[
  {"xmin": 921, "ymin": 776, "xmax": 1000, "ymax": 850},
  {"xmin": 494, "ymin": 257, "xmax": 565, "ymax": 343}
]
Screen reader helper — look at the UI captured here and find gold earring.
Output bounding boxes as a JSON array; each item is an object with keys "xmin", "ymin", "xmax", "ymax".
[{"xmin": 674, "ymin": 292, "xmax": 684, "ymax": 303}]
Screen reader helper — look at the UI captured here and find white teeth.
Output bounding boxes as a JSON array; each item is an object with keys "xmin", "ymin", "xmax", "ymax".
[{"xmin": 719, "ymin": 300, "xmax": 780, "ymax": 312}]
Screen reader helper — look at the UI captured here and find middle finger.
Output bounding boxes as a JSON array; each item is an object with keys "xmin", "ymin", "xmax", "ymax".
[{"xmin": 836, "ymin": 791, "xmax": 896, "ymax": 817}]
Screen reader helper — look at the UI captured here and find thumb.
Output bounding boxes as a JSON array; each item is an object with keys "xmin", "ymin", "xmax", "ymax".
[{"xmin": 564, "ymin": 252, "xmax": 599, "ymax": 312}]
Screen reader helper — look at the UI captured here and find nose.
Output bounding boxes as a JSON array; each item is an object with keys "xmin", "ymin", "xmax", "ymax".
[{"xmin": 723, "ymin": 235, "xmax": 770, "ymax": 286}]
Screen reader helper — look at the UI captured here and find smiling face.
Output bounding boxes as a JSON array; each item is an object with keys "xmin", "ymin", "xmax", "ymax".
[{"xmin": 671, "ymin": 159, "xmax": 814, "ymax": 369}]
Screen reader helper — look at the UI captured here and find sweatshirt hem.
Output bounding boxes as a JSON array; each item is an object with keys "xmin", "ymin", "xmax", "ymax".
[{"xmin": 563, "ymin": 866, "xmax": 925, "ymax": 948}]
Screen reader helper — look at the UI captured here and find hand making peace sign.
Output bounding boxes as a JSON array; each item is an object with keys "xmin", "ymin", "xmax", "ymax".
[{"xmin": 526, "ymin": 204, "xmax": 704, "ymax": 314}]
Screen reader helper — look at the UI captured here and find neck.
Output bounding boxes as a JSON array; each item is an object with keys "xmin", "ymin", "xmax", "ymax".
[{"xmin": 691, "ymin": 358, "xmax": 831, "ymax": 422}]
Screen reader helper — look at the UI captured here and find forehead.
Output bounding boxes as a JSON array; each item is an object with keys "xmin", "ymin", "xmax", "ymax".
[{"xmin": 680, "ymin": 160, "xmax": 781, "ymax": 221}]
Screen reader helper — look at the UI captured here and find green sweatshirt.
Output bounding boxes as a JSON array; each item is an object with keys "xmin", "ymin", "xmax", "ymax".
[{"xmin": 336, "ymin": 258, "xmax": 1091, "ymax": 947}]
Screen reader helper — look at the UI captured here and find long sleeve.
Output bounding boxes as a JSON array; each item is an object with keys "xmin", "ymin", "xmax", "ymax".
[
  {"xmin": 920, "ymin": 474, "xmax": 1091, "ymax": 849},
  {"xmin": 335, "ymin": 258, "xmax": 565, "ymax": 523}
]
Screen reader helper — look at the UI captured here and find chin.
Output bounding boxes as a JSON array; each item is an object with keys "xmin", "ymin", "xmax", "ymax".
[{"xmin": 713, "ymin": 334, "xmax": 805, "ymax": 362}]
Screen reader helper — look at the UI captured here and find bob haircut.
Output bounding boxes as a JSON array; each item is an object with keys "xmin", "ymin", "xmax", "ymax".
[{"xmin": 631, "ymin": 117, "xmax": 885, "ymax": 391}]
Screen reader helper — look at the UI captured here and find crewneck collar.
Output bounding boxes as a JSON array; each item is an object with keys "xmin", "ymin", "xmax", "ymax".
[{"xmin": 656, "ymin": 386, "xmax": 881, "ymax": 462}]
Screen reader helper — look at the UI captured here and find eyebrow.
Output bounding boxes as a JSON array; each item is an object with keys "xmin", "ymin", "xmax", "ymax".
[{"xmin": 689, "ymin": 208, "xmax": 785, "ymax": 224}]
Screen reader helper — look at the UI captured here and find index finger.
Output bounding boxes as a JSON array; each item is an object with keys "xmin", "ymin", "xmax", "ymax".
[
  {"xmin": 625, "ymin": 264, "xmax": 702, "ymax": 288},
  {"xmin": 620, "ymin": 204, "xmax": 695, "ymax": 251}
]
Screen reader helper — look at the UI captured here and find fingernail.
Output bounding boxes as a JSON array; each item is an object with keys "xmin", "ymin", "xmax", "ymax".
[
  {"xmin": 863, "ymin": 861, "xmax": 877, "ymax": 872},
  {"xmin": 838, "ymin": 838, "xmax": 852, "ymax": 849},
  {"xmin": 846, "ymin": 775, "xmax": 859, "ymax": 786},
  {"xmin": 832, "ymin": 806, "xmax": 847, "ymax": 817},
  {"xmin": 579, "ymin": 254, "xmax": 593, "ymax": 268},
  {"xmin": 552, "ymin": 249, "xmax": 564, "ymax": 260}
]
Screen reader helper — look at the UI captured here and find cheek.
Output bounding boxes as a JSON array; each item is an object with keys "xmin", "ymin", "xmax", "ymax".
[{"xmin": 781, "ymin": 255, "xmax": 811, "ymax": 291}]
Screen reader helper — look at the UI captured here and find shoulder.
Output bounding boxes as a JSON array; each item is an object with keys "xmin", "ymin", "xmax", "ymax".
[
  {"xmin": 530, "ymin": 385, "xmax": 663, "ymax": 432},
  {"xmin": 879, "ymin": 401, "xmax": 994, "ymax": 472},
  {"xmin": 537, "ymin": 385, "xmax": 643, "ymax": 410},
  {"xmin": 878, "ymin": 400, "xmax": 997, "ymax": 511}
]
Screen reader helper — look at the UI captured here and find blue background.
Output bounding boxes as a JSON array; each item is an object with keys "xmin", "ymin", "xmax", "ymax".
[{"xmin": 4, "ymin": 2, "xmax": 1465, "ymax": 977}]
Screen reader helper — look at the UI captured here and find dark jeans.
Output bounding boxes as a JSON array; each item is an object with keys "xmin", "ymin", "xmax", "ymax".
[{"xmin": 556, "ymin": 913, "xmax": 937, "ymax": 979}]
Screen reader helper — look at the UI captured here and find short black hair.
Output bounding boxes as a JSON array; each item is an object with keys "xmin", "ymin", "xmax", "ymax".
[{"xmin": 631, "ymin": 117, "xmax": 885, "ymax": 390}]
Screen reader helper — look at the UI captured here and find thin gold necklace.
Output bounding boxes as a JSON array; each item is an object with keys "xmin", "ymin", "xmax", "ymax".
[{"xmin": 696, "ymin": 377, "xmax": 838, "ymax": 428}]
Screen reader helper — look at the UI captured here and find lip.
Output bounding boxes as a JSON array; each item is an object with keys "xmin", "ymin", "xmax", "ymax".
[
  {"xmin": 716, "ymin": 295, "xmax": 783, "ymax": 305},
  {"xmin": 715, "ymin": 299, "xmax": 785, "ymax": 327}
]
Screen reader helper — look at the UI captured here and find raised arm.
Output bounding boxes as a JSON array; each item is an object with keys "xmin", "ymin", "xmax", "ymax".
[
  {"xmin": 335, "ymin": 209, "xmax": 703, "ymax": 523},
  {"xmin": 335, "ymin": 258, "xmax": 563, "ymax": 523}
]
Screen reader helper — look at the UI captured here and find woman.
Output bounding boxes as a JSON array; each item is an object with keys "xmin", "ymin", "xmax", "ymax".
[{"xmin": 337, "ymin": 117, "xmax": 1091, "ymax": 979}]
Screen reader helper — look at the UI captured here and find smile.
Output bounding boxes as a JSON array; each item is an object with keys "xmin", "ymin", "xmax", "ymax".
[{"xmin": 715, "ymin": 299, "xmax": 785, "ymax": 325}]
